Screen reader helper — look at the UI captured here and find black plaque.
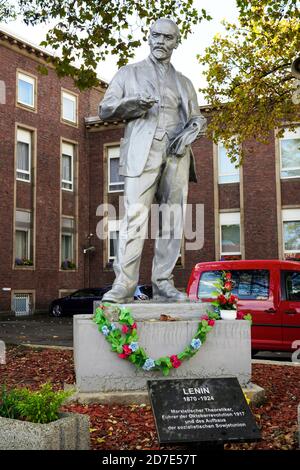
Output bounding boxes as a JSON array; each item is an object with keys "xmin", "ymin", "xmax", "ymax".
[{"xmin": 147, "ymin": 377, "xmax": 261, "ymax": 445}]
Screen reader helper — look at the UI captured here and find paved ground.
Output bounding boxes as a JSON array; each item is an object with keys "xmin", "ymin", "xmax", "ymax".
[
  {"xmin": 0, "ymin": 313, "xmax": 73, "ymax": 347},
  {"xmin": 0, "ymin": 312, "xmax": 294, "ymax": 362}
]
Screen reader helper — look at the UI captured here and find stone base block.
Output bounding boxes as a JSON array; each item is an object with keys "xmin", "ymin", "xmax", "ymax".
[
  {"xmin": 70, "ymin": 383, "xmax": 265, "ymax": 407},
  {"xmin": 74, "ymin": 303, "xmax": 252, "ymax": 393}
]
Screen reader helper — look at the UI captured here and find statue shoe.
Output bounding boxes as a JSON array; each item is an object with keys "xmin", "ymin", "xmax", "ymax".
[
  {"xmin": 102, "ymin": 285, "xmax": 134, "ymax": 304},
  {"xmin": 152, "ymin": 281, "xmax": 187, "ymax": 302}
]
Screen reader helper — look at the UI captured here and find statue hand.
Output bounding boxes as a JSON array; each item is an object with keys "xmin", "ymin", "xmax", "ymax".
[{"xmin": 137, "ymin": 93, "xmax": 158, "ymax": 110}]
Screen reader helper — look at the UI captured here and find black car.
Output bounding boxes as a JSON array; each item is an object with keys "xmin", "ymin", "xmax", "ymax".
[{"xmin": 49, "ymin": 285, "xmax": 152, "ymax": 317}]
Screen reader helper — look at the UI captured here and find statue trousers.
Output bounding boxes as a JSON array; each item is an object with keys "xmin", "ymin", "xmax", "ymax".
[{"xmin": 113, "ymin": 135, "xmax": 190, "ymax": 294}]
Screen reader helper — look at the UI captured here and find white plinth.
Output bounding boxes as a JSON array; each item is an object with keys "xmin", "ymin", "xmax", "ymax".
[{"xmin": 73, "ymin": 303, "xmax": 251, "ymax": 393}]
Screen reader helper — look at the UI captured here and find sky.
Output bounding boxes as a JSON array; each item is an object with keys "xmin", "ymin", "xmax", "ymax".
[{"xmin": 0, "ymin": 0, "xmax": 239, "ymax": 104}]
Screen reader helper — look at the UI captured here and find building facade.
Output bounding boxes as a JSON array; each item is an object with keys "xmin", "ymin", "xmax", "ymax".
[
  {"xmin": 1, "ymin": 30, "xmax": 300, "ymax": 314},
  {"xmin": 0, "ymin": 30, "xmax": 106, "ymax": 313}
]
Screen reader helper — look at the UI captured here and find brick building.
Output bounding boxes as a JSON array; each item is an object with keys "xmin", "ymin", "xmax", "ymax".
[
  {"xmin": 0, "ymin": 29, "xmax": 106, "ymax": 314},
  {"xmin": 1, "ymin": 29, "xmax": 300, "ymax": 314}
]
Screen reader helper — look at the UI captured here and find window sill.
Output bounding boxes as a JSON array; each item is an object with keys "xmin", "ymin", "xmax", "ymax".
[
  {"xmin": 13, "ymin": 266, "xmax": 35, "ymax": 270},
  {"xmin": 16, "ymin": 101, "xmax": 37, "ymax": 113},
  {"xmin": 59, "ymin": 269, "xmax": 77, "ymax": 272},
  {"xmin": 281, "ymin": 176, "xmax": 300, "ymax": 181},
  {"xmin": 61, "ymin": 118, "xmax": 78, "ymax": 128},
  {"xmin": 218, "ymin": 181, "xmax": 240, "ymax": 185}
]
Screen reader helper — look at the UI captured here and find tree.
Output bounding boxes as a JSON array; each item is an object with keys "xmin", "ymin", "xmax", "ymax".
[
  {"xmin": 199, "ymin": 0, "xmax": 300, "ymax": 162},
  {"xmin": 1, "ymin": 0, "xmax": 210, "ymax": 89},
  {"xmin": 0, "ymin": 0, "xmax": 16, "ymax": 21}
]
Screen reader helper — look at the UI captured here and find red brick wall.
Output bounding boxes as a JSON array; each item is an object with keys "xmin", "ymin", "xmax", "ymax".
[
  {"xmin": 281, "ymin": 179, "xmax": 300, "ymax": 206},
  {"xmin": 219, "ymin": 184, "xmax": 240, "ymax": 210},
  {"xmin": 243, "ymin": 136, "xmax": 279, "ymax": 259}
]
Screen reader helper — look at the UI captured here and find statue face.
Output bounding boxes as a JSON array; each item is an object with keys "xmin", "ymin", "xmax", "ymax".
[{"xmin": 148, "ymin": 20, "xmax": 179, "ymax": 61}]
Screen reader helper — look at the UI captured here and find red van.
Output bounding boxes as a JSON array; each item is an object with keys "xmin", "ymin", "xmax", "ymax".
[{"xmin": 187, "ymin": 260, "xmax": 300, "ymax": 352}]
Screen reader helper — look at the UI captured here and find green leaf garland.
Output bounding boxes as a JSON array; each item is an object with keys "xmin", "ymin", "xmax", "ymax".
[{"xmin": 93, "ymin": 303, "xmax": 218, "ymax": 376}]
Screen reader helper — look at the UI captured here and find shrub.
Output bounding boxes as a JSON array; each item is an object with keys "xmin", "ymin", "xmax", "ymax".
[
  {"xmin": 0, "ymin": 383, "xmax": 72, "ymax": 424},
  {"xmin": 0, "ymin": 386, "xmax": 27, "ymax": 419}
]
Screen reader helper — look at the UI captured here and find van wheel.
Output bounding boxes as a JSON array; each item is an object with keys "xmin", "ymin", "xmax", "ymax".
[{"xmin": 52, "ymin": 305, "xmax": 63, "ymax": 317}]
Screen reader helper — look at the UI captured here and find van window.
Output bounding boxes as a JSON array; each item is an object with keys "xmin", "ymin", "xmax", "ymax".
[
  {"xmin": 198, "ymin": 271, "xmax": 222, "ymax": 298},
  {"xmin": 198, "ymin": 269, "xmax": 270, "ymax": 300},
  {"xmin": 283, "ymin": 271, "xmax": 300, "ymax": 301}
]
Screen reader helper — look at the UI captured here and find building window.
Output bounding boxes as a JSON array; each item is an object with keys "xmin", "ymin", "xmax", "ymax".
[
  {"xmin": 61, "ymin": 217, "xmax": 76, "ymax": 269},
  {"xmin": 108, "ymin": 220, "xmax": 120, "ymax": 263},
  {"xmin": 62, "ymin": 90, "xmax": 77, "ymax": 124},
  {"xmin": 16, "ymin": 128, "xmax": 32, "ymax": 182},
  {"xmin": 218, "ymin": 143, "xmax": 239, "ymax": 184},
  {"xmin": 61, "ymin": 142, "xmax": 74, "ymax": 191},
  {"xmin": 17, "ymin": 72, "xmax": 36, "ymax": 109},
  {"xmin": 15, "ymin": 210, "xmax": 33, "ymax": 266},
  {"xmin": 282, "ymin": 208, "xmax": 300, "ymax": 261},
  {"xmin": 280, "ymin": 127, "xmax": 300, "ymax": 179},
  {"xmin": 108, "ymin": 146, "xmax": 124, "ymax": 192},
  {"xmin": 12, "ymin": 293, "xmax": 33, "ymax": 316},
  {"xmin": 220, "ymin": 212, "xmax": 241, "ymax": 257}
]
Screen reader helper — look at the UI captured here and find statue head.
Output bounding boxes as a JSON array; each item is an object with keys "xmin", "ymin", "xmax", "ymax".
[{"xmin": 148, "ymin": 18, "xmax": 180, "ymax": 61}]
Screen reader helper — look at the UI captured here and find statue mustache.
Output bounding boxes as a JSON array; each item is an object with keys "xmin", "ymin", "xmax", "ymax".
[{"xmin": 154, "ymin": 46, "xmax": 167, "ymax": 52}]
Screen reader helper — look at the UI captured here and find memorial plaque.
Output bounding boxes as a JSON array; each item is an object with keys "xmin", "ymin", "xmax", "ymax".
[{"xmin": 147, "ymin": 377, "xmax": 261, "ymax": 445}]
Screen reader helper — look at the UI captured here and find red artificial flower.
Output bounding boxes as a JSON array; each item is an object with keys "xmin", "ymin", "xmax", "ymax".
[
  {"xmin": 224, "ymin": 282, "xmax": 232, "ymax": 290},
  {"xmin": 170, "ymin": 355, "xmax": 182, "ymax": 369},
  {"xmin": 131, "ymin": 323, "xmax": 137, "ymax": 330},
  {"xmin": 122, "ymin": 325, "xmax": 129, "ymax": 334},
  {"xmin": 225, "ymin": 272, "xmax": 232, "ymax": 280},
  {"xmin": 208, "ymin": 319, "xmax": 215, "ymax": 326},
  {"xmin": 217, "ymin": 294, "xmax": 227, "ymax": 305},
  {"xmin": 122, "ymin": 344, "xmax": 132, "ymax": 356},
  {"xmin": 229, "ymin": 294, "xmax": 237, "ymax": 303},
  {"xmin": 118, "ymin": 353, "xmax": 127, "ymax": 359},
  {"xmin": 201, "ymin": 315, "xmax": 209, "ymax": 321}
]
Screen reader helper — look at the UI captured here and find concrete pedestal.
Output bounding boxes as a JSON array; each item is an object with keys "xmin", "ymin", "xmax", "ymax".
[{"xmin": 73, "ymin": 303, "xmax": 251, "ymax": 397}]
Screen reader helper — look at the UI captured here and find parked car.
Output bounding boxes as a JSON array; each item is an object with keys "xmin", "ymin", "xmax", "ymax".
[
  {"xmin": 187, "ymin": 259, "xmax": 300, "ymax": 352},
  {"xmin": 49, "ymin": 285, "xmax": 152, "ymax": 317}
]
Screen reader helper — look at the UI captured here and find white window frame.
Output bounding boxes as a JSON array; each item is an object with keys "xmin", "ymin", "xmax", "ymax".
[
  {"xmin": 15, "ymin": 209, "xmax": 33, "ymax": 266},
  {"xmin": 279, "ymin": 127, "xmax": 300, "ymax": 180},
  {"xmin": 108, "ymin": 146, "xmax": 124, "ymax": 193},
  {"xmin": 217, "ymin": 142, "xmax": 240, "ymax": 184},
  {"xmin": 15, "ymin": 228, "xmax": 30, "ymax": 260},
  {"xmin": 61, "ymin": 142, "xmax": 74, "ymax": 191},
  {"xmin": 108, "ymin": 220, "xmax": 121, "ymax": 262},
  {"xmin": 17, "ymin": 72, "xmax": 35, "ymax": 108},
  {"xmin": 61, "ymin": 232, "xmax": 74, "ymax": 261},
  {"xmin": 220, "ymin": 212, "xmax": 241, "ymax": 256},
  {"xmin": 16, "ymin": 128, "xmax": 31, "ymax": 182},
  {"xmin": 282, "ymin": 208, "xmax": 300, "ymax": 254},
  {"xmin": 62, "ymin": 90, "xmax": 77, "ymax": 124}
]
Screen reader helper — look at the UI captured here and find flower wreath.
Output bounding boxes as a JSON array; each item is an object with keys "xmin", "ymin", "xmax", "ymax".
[{"xmin": 93, "ymin": 303, "xmax": 220, "ymax": 376}]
